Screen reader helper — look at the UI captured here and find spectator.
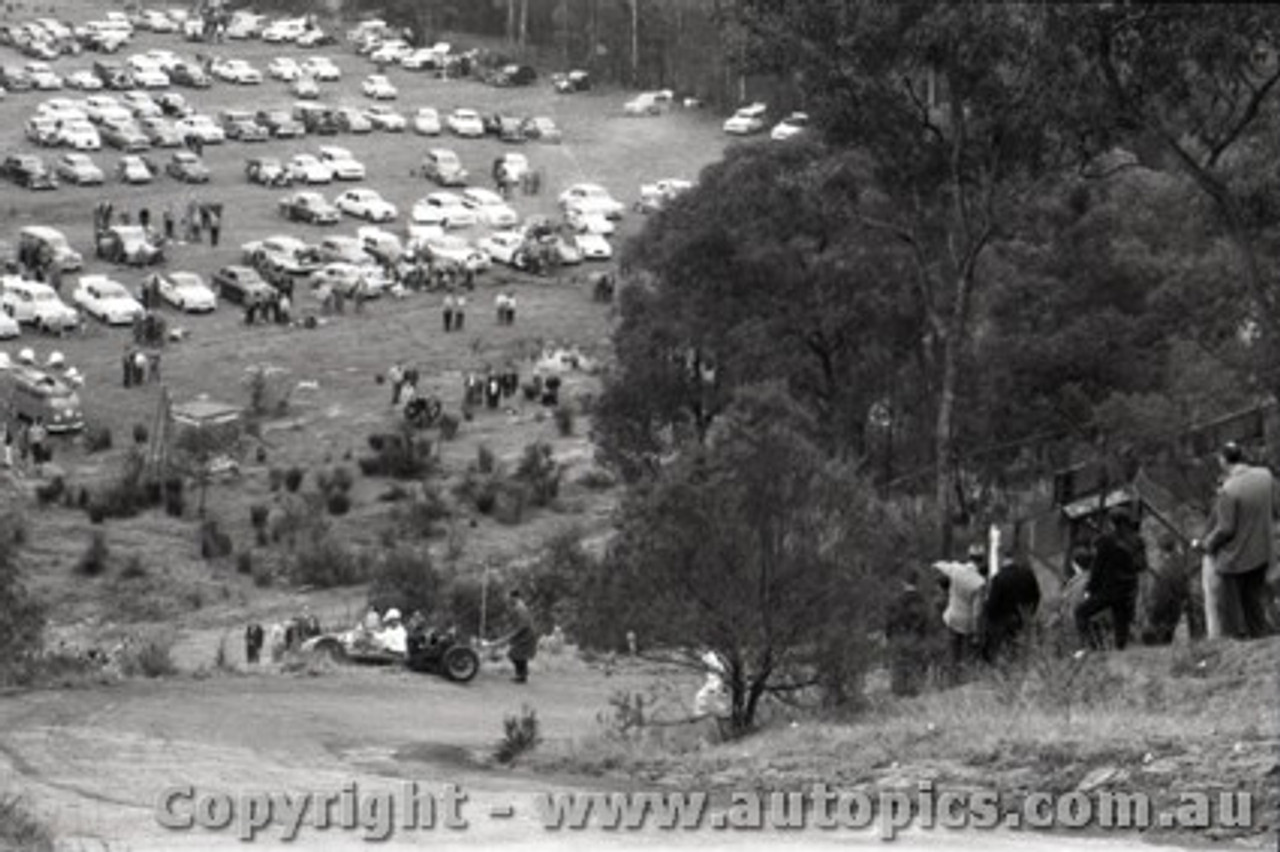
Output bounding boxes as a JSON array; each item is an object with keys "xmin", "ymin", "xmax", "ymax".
[
  {"xmin": 497, "ymin": 590, "xmax": 537, "ymax": 683},
  {"xmin": 1076, "ymin": 511, "xmax": 1145, "ymax": 650},
  {"xmin": 1195, "ymin": 442, "xmax": 1277, "ymax": 639},
  {"xmin": 933, "ymin": 544, "xmax": 988, "ymax": 679},
  {"xmin": 982, "ymin": 553, "xmax": 1041, "ymax": 662},
  {"xmin": 208, "ymin": 208, "xmax": 221, "ymax": 247},
  {"xmin": 148, "ymin": 351, "xmax": 161, "ymax": 384},
  {"xmin": 454, "ymin": 293, "xmax": 466, "ymax": 330},
  {"xmin": 27, "ymin": 417, "xmax": 47, "ymax": 476}
]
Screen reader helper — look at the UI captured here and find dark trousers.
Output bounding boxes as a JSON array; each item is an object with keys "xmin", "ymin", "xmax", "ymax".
[
  {"xmin": 1075, "ymin": 589, "xmax": 1136, "ymax": 650},
  {"xmin": 511, "ymin": 656, "xmax": 528, "ymax": 682},
  {"xmin": 443, "ymin": 309, "xmax": 452, "ymax": 332},
  {"xmin": 455, "ymin": 311, "xmax": 465, "ymax": 331},
  {"xmin": 1221, "ymin": 563, "xmax": 1273, "ymax": 639}
]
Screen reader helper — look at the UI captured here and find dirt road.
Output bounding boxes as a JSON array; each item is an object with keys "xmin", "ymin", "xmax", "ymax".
[{"xmin": 0, "ymin": 665, "xmax": 1194, "ymax": 852}]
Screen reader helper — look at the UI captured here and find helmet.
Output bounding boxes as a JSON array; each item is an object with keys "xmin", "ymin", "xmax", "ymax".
[
  {"xmin": 17, "ymin": 348, "xmax": 35, "ymax": 365},
  {"xmin": 384, "ymin": 608, "xmax": 402, "ymax": 623},
  {"xmin": 46, "ymin": 351, "xmax": 64, "ymax": 368}
]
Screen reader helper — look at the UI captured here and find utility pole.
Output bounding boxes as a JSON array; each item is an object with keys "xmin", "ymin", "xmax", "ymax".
[{"xmin": 631, "ymin": 0, "xmax": 640, "ymax": 86}]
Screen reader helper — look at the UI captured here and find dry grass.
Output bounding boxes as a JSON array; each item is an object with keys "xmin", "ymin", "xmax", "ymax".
[{"xmin": 0, "ymin": 795, "xmax": 53, "ymax": 852}]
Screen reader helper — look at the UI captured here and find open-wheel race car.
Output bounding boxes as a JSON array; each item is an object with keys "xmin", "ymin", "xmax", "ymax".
[{"xmin": 302, "ymin": 625, "xmax": 482, "ymax": 683}]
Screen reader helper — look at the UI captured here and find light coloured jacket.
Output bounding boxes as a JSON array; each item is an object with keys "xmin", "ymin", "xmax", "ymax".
[
  {"xmin": 1205, "ymin": 465, "xmax": 1277, "ymax": 575},
  {"xmin": 934, "ymin": 560, "xmax": 986, "ymax": 635}
]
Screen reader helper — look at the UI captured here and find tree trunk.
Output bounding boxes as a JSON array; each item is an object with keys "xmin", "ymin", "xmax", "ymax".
[
  {"xmin": 630, "ymin": 0, "xmax": 640, "ymax": 86},
  {"xmin": 506, "ymin": 0, "xmax": 516, "ymax": 44},
  {"xmin": 518, "ymin": 0, "xmax": 528, "ymax": 48}
]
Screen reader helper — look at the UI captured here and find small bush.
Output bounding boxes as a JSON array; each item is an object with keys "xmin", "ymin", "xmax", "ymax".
[
  {"xmin": 200, "ymin": 519, "xmax": 233, "ymax": 560},
  {"xmin": 455, "ymin": 470, "xmax": 501, "ymax": 515},
  {"xmin": 477, "ymin": 443, "xmax": 496, "ymax": 474},
  {"xmin": 76, "ymin": 532, "xmax": 109, "ymax": 576},
  {"xmin": 253, "ymin": 563, "xmax": 274, "ymax": 587},
  {"xmin": 84, "ymin": 425, "xmax": 113, "ymax": 454},
  {"xmin": 284, "ymin": 466, "xmax": 305, "ymax": 493},
  {"xmin": 88, "ymin": 504, "xmax": 105, "ymax": 524},
  {"xmin": 576, "ymin": 468, "xmax": 616, "ymax": 491},
  {"xmin": 237, "ymin": 552, "xmax": 253, "ymax": 575},
  {"xmin": 554, "ymin": 405, "xmax": 575, "ymax": 437},
  {"xmin": 393, "ymin": 485, "xmax": 451, "ymax": 538},
  {"xmin": 268, "ymin": 467, "xmax": 285, "ymax": 492},
  {"xmin": 330, "ymin": 466, "xmax": 355, "ymax": 493},
  {"xmin": 439, "ymin": 412, "xmax": 460, "ymax": 441},
  {"xmin": 327, "ymin": 492, "xmax": 351, "ymax": 516},
  {"xmin": 359, "ymin": 430, "xmax": 435, "ymax": 480},
  {"xmin": 290, "ymin": 535, "xmax": 369, "ymax": 588},
  {"xmin": 515, "ymin": 442, "xmax": 561, "ymax": 507},
  {"xmin": 493, "ymin": 704, "xmax": 541, "ymax": 764},
  {"xmin": 35, "ymin": 476, "xmax": 65, "ymax": 506},
  {"xmin": 378, "ymin": 484, "xmax": 410, "ymax": 502},
  {"xmin": 120, "ymin": 555, "xmax": 147, "ymax": 579},
  {"xmin": 119, "ymin": 633, "xmax": 177, "ymax": 678},
  {"xmin": 132, "ymin": 423, "xmax": 149, "ymax": 445},
  {"xmin": 494, "ymin": 482, "xmax": 528, "ymax": 525}
]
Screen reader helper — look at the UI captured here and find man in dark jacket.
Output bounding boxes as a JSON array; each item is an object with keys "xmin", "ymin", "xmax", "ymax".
[
  {"xmin": 982, "ymin": 554, "xmax": 1041, "ymax": 662},
  {"xmin": 499, "ymin": 591, "xmax": 538, "ymax": 683},
  {"xmin": 1076, "ymin": 511, "xmax": 1145, "ymax": 650}
]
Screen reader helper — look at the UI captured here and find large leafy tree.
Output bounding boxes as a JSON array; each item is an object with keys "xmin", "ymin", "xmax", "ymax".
[{"xmin": 736, "ymin": 1, "xmax": 1078, "ymax": 547}]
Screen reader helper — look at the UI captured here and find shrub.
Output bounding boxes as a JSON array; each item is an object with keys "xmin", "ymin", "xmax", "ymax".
[
  {"xmin": 368, "ymin": 546, "xmax": 443, "ymax": 616},
  {"xmin": 89, "ymin": 450, "xmax": 150, "ymax": 520},
  {"xmin": 359, "ymin": 429, "xmax": 435, "ymax": 480},
  {"xmin": 119, "ymin": 632, "xmax": 177, "ymax": 678},
  {"xmin": 493, "ymin": 704, "xmax": 541, "ymax": 764},
  {"xmin": 514, "ymin": 442, "xmax": 561, "ymax": 507},
  {"xmin": 268, "ymin": 467, "xmax": 285, "ymax": 492},
  {"xmin": 290, "ymin": 535, "xmax": 369, "ymax": 588},
  {"xmin": 392, "ymin": 485, "xmax": 451, "ymax": 538},
  {"xmin": 253, "ymin": 563, "xmax": 274, "ymax": 587},
  {"xmin": 250, "ymin": 504, "xmax": 270, "ymax": 545},
  {"xmin": 35, "ymin": 476, "xmax": 65, "ymax": 506},
  {"xmin": 237, "ymin": 552, "xmax": 253, "ymax": 575},
  {"xmin": 494, "ymin": 482, "xmax": 528, "ymax": 525},
  {"xmin": 76, "ymin": 532, "xmax": 109, "ymax": 577},
  {"xmin": 378, "ymin": 484, "xmax": 409, "ymax": 502},
  {"xmin": 132, "ymin": 423, "xmax": 149, "ymax": 445},
  {"xmin": 576, "ymin": 468, "xmax": 617, "ymax": 491},
  {"xmin": 439, "ymin": 412, "xmax": 460, "ymax": 441},
  {"xmin": 454, "ymin": 470, "xmax": 501, "ymax": 515},
  {"xmin": 284, "ymin": 466, "xmax": 305, "ymax": 493},
  {"xmin": 84, "ymin": 425, "xmax": 113, "ymax": 454},
  {"xmin": 120, "ymin": 555, "xmax": 147, "ymax": 579},
  {"xmin": 330, "ymin": 466, "xmax": 355, "ymax": 494},
  {"xmin": 88, "ymin": 504, "xmax": 105, "ymax": 525},
  {"xmin": 199, "ymin": 519, "xmax": 233, "ymax": 560},
  {"xmin": 477, "ymin": 444, "xmax": 497, "ymax": 474},
  {"xmin": 327, "ymin": 492, "xmax": 351, "ymax": 516},
  {"xmin": 554, "ymin": 405, "xmax": 575, "ymax": 437}
]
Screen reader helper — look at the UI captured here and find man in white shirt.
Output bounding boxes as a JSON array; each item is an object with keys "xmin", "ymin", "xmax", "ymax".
[{"xmin": 933, "ymin": 543, "xmax": 988, "ymax": 680}]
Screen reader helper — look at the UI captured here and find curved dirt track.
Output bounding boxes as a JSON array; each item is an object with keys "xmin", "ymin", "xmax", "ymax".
[{"xmin": 0, "ymin": 663, "xmax": 1196, "ymax": 852}]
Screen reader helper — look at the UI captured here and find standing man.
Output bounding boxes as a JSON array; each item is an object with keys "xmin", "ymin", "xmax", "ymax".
[
  {"xmin": 122, "ymin": 344, "xmax": 134, "ymax": 388},
  {"xmin": 499, "ymin": 590, "xmax": 538, "ymax": 684},
  {"xmin": 1195, "ymin": 442, "xmax": 1277, "ymax": 639},
  {"xmin": 933, "ymin": 543, "xmax": 987, "ymax": 680},
  {"xmin": 208, "ymin": 207, "xmax": 221, "ymax": 247},
  {"xmin": 27, "ymin": 417, "xmax": 47, "ymax": 477},
  {"xmin": 455, "ymin": 293, "xmax": 466, "ymax": 331},
  {"xmin": 388, "ymin": 362, "xmax": 405, "ymax": 406},
  {"xmin": 982, "ymin": 551, "xmax": 1042, "ymax": 662},
  {"xmin": 442, "ymin": 291, "xmax": 455, "ymax": 332},
  {"xmin": 1076, "ymin": 511, "xmax": 1145, "ymax": 650}
]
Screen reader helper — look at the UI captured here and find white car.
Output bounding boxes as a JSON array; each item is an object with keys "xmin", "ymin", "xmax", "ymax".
[
  {"xmin": 724, "ymin": 102, "xmax": 768, "ymax": 135},
  {"xmin": 24, "ymin": 62, "xmax": 62, "ymax": 90},
  {"xmin": 624, "ymin": 91, "xmax": 664, "ymax": 116},
  {"xmin": 175, "ymin": 115, "xmax": 225, "ymax": 144},
  {"xmin": 300, "ymin": 57, "xmax": 341, "ymax": 81},
  {"xmin": 317, "ymin": 235, "xmax": 370, "ymax": 265},
  {"xmin": 637, "ymin": 178, "xmax": 694, "ymax": 212},
  {"xmin": 262, "ymin": 18, "xmax": 307, "ymax": 43},
  {"xmin": 565, "ymin": 206, "xmax": 615, "ymax": 235},
  {"xmin": 150, "ymin": 271, "xmax": 216, "ymax": 312},
  {"xmin": 121, "ymin": 90, "xmax": 162, "ymax": 118},
  {"xmin": 361, "ymin": 74, "xmax": 397, "ymax": 99},
  {"xmin": 559, "ymin": 183, "xmax": 626, "ymax": 219},
  {"xmin": 370, "ymin": 40, "xmax": 412, "ymax": 64},
  {"xmin": 296, "ymin": 28, "xmax": 328, "ymax": 48},
  {"xmin": 145, "ymin": 49, "xmax": 182, "ymax": 71},
  {"xmin": 477, "ymin": 230, "xmax": 525, "ymax": 266},
  {"xmin": 402, "ymin": 48, "xmax": 444, "ymax": 71},
  {"xmin": 416, "ymin": 233, "xmax": 489, "ymax": 272},
  {"xmin": 335, "ymin": 188, "xmax": 397, "ymax": 222},
  {"xmin": 66, "ymin": 70, "xmax": 105, "ymax": 91},
  {"xmin": 55, "ymin": 152, "xmax": 105, "ymax": 185},
  {"xmin": 287, "ymin": 154, "xmax": 334, "ymax": 184},
  {"xmin": 575, "ymin": 232, "xmax": 613, "ymax": 261},
  {"xmin": 412, "ymin": 192, "xmax": 477, "ymax": 229},
  {"xmin": 364, "ymin": 105, "xmax": 406, "ymax": 131},
  {"xmin": 57, "ymin": 120, "xmax": 102, "ymax": 151},
  {"xmin": 770, "ymin": 112, "xmax": 809, "ymax": 141},
  {"xmin": 446, "ymin": 108, "xmax": 485, "ymax": 137},
  {"xmin": 117, "ymin": 154, "xmax": 154, "ymax": 184},
  {"xmin": 460, "ymin": 188, "xmax": 518, "ymax": 228},
  {"xmin": 308, "ymin": 262, "xmax": 388, "ymax": 298},
  {"xmin": 317, "ymin": 146, "xmax": 366, "ymax": 180},
  {"xmin": 84, "ymin": 95, "xmax": 123, "ymax": 124},
  {"xmin": 268, "ymin": 57, "xmax": 302, "ymax": 81},
  {"xmin": 290, "ymin": 75, "xmax": 320, "ymax": 99},
  {"xmin": 73, "ymin": 275, "xmax": 144, "ymax": 325},
  {"xmin": 0, "ymin": 278, "xmax": 79, "ymax": 332},
  {"xmin": 130, "ymin": 65, "xmax": 170, "ymax": 89},
  {"xmin": 357, "ymin": 226, "xmax": 404, "ymax": 262},
  {"xmin": 413, "ymin": 107, "xmax": 441, "ymax": 135},
  {"xmin": 213, "ymin": 59, "xmax": 263, "ymax": 85}
]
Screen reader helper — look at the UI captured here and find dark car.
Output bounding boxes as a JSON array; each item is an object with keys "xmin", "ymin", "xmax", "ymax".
[
  {"xmin": 492, "ymin": 63, "xmax": 536, "ymax": 87},
  {"xmin": 294, "ymin": 104, "xmax": 340, "ymax": 136},
  {"xmin": 278, "ymin": 191, "xmax": 340, "ymax": 224},
  {"xmin": 170, "ymin": 62, "xmax": 212, "ymax": 88},
  {"xmin": 552, "ymin": 69, "xmax": 590, "ymax": 93},
  {"xmin": 156, "ymin": 92, "xmax": 192, "ymax": 117},
  {"xmin": 246, "ymin": 156, "xmax": 292, "ymax": 187},
  {"xmin": 212, "ymin": 265, "xmax": 275, "ymax": 305},
  {"xmin": 92, "ymin": 60, "xmax": 133, "ymax": 90},
  {"xmin": 255, "ymin": 109, "xmax": 305, "ymax": 138},
  {"xmin": 1, "ymin": 154, "xmax": 58, "ymax": 189},
  {"xmin": 101, "ymin": 121, "xmax": 151, "ymax": 152},
  {"xmin": 165, "ymin": 151, "xmax": 210, "ymax": 183},
  {"xmin": 223, "ymin": 117, "xmax": 269, "ymax": 142}
]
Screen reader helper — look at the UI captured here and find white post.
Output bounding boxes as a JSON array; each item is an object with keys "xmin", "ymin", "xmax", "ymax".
[
  {"xmin": 989, "ymin": 524, "xmax": 1001, "ymax": 577},
  {"xmin": 478, "ymin": 564, "xmax": 490, "ymax": 640}
]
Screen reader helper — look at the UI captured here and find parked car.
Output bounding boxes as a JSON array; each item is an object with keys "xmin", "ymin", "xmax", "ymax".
[
  {"xmin": 415, "ymin": 233, "xmax": 489, "ymax": 272},
  {"xmin": 364, "ymin": 104, "xmax": 405, "ymax": 131},
  {"xmin": 54, "ymin": 152, "xmax": 105, "ymax": 185},
  {"xmin": 175, "ymin": 114, "xmax": 225, "ymax": 144},
  {"xmin": 574, "ymin": 231, "xmax": 612, "ymax": 261},
  {"xmin": 420, "ymin": 148, "xmax": 467, "ymax": 186},
  {"xmin": 1, "ymin": 154, "xmax": 57, "ymax": 189},
  {"xmin": 335, "ymin": 188, "xmax": 397, "ymax": 222},
  {"xmin": 460, "ymin": 187, "xmax": 518, "ymax": 228},
  {"xmin": 316, "ymin": 235, "xmax": 369, "ymax": 265},
  {"xmin": 165, "ymin": 150, "xmax": 209, "ymax": 183},
  {"xmin": 413, "ymin": 106, "xmax": 441, "ymax": 136},
  {"xmin": 490, "ymin": 63, "xmax": 536, "ymax": 87},
  {"xmin": 446, "ymin": 108, "xmax": 485, "ymax": 137},
  {"xmin": 559, "ymin": 183, "xmax": 625, "ymax": 219},
  {"xmin": 307, "ymin": 262, "xmax": 387, "ymax": 298},
  {"xmin": 486, "ymin": 114, "xmax": 526, "ymax": 143},
  {"xmin": 552, "ymin": 69, "xmax": 590, "ymax": 93},
  {"xmin": 411, "ymin": 191, "xmax": 476, "ymax": 228},
  {"xmin": 66, "ymin": 69, "xmax": 104, "ymax": 90},
  {"xmin": 24, "ymin": 61, "xmax": 62, "ymax": 90},
  {"xmin": 137, "ymin": 115, "xmax": 182, "ymax": 147},
  {"xmin": 101, "ymin": 119, "xmax": 151, "ymax": 151},
  {"xmin": 169, "ymin": 62, "xmax": 211, "ymax": 88},
  {"xmin": 361, "ymin": 74, "xmax": 397, "ymax": 99},
  {"xmin": 770, "ymin": 111, "xmax": 809, "ymax": 141},
  {"xmin": 212, "ymin": 265, "xmax": 274, "ymax": 304},
  {"xmin": 221, "ymin": 112, "xmax": 269, "ymax": 142},
  {"xmin": 256, "ymin": 108, "xmax": 305, "ymax": 138},
  {"xmin": 565, "ymin": 205, "xmax": 616, "ymax": 235},
  {"xmin": 723, "ymin": 102, "xmax": 767, "ymax": 135},
  {"xmin": 95, "ymin": 224, "xmax": 162, "ymax": 265},
  {"xmin": 267, "ymin": 56, "xmax": 302, "ymax": 81},
  {"xmin": 72, "ymin": 274, "xmax": 144, "ymax": 324},
  {"xmin": 317, "ymin": 145, "xmax": 365, "ymax": 180},
  {"xmin": 477, "ymin": 230, "xmax": 525, "ymax": 266},
  {"xmin": 278, "ymin": 190, "xmax": 340, "ymax": 224},
  {"xmin": 0, "ymin": 307, "xmax": 19, "ymax": 338},
  {"xmin": 0, "ymin": 277, "xmax": 79, "ymax": 332},
  {"xmin": 19, "ymin": 225, "xmax": 81, "ymax": 271},
  {"xmin": 245, "ymin": 156, "xmax": 292, "ymax": 187},
  {"xmin": 116, "ymin": 153, "xmax": 154, "ymax": 183},
  {"xmin": 333, "ymin": 106, "xmax": 372, "ymax": 133},
  {"xmin": 495, "ymin": 152, "xmax": 529, "ymax": 183},
  {"xmin": 293, "ymin": 102, "xmax": 339, "ymax": 134},
  {"xmin": 300, "ymin": 56, "xmax": 340, "ymax": 81},
  {"xmin": 521, "ymin": 115, "xmax": 561, "ymax": 143},
  {"xmin": 24, "ymin": 116, "xmax": 61, "ymax": 147},
  {"xmin": 213, "ymin": 58, "xmax": 262, "ymax": 84},
  {"xmin": 287, "ymin": 153, "xmax": 334, "ymax": 184},
  {"xmin": 636, "ymin": 177, "xmax": 693, "ymax": 213},
  {"xmin": 148, "ymin": 270, "xmax": 216, "ymax": 312},
  {"xmin": 156, "ymin": 92, "xmax": 192, "ymax": 116},
  {"xmin": 624, "ymin": 91, "xmax": 664, "ymax": 116}
]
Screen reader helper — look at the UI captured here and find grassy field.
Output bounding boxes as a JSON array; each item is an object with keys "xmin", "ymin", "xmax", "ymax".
[{"xmin": 0, "ymin": 4, "xmax": 732, "ymax": 635}]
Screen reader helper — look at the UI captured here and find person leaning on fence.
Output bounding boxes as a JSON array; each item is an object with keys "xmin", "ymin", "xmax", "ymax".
[
  {"xmin": 1193, "ymin": 441, "xmax": 1278, "ymax": 640},
  {"xmin": 1075, "ymin": 510, "xmax": 1145, "ymax": 651}
]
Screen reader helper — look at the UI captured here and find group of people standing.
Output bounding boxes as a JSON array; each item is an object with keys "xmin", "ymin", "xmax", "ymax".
[
  {"xmin": 121, "ymin": 344, "xmax": 160, "ymax": 388},
  {"xmin": 2, "ymin": 418, "xmax": 48, "ymax": 475}
]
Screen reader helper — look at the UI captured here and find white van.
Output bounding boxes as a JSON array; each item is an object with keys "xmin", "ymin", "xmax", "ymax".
[
  {"xmin": 0, "ymin": 277, "xmax": 80, "ymax": 333},
  {"xmin": 19, "ymin": 226, "xmax": 82, "ymax": 272}
]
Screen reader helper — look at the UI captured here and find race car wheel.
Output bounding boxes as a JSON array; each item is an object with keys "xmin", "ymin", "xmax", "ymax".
[
  {"xmin": 310, "ymin": 636, "xmax": 348, "ymax": 664},
  {"xmin": 442, "ymin": 646, "xmax": 480, "ymax": 683}
]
